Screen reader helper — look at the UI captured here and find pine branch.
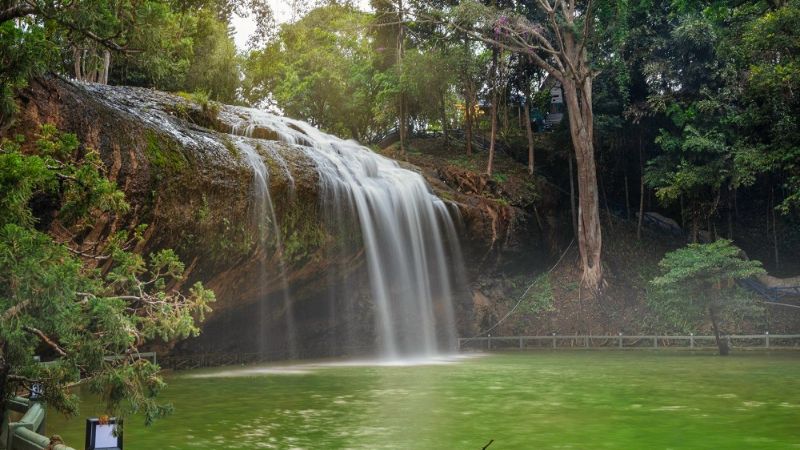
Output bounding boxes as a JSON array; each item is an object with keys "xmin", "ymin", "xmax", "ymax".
[
  {"xmin": 22, "ymin": 326, "xmax": 67, "ymax": 357},
  {"xmin": 2, "ymin": 300, "xmax": 30, "ymax": 321}
]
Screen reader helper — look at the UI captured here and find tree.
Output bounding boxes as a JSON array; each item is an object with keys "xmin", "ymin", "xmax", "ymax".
[
  {"xmin": 0, "ymin": 18, "xmax": 53, "ymax": 127},
  {"xmin": 0, "ymin": 126, "xmax": 214, "ymax": 434},
  {"xmin": 179, "ymin": 10, "xmax": 241, "ymax": 102},
  {"xmin": 244, "ymin": 3, "xmax": 387, "ymax": 140},
  {"xmin": 734, "ymin": 0, "xmax": 800, "ymax": 214},
  {"xmin": 0, "ymin": 0, "xmax": 267, "ymax": 115},
  {"xmin": 372, "ymin": 0, "xmax": 410, "ymax": 155},
  {"xmin": 449, "ymin": 0, "xmax": 607, "ymax": 293},
  {"xmin": 649, "ymin": 240, "xmax": 765, "ymax": 356}
]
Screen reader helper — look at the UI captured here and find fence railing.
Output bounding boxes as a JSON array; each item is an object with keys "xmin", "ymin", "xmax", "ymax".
[
  {"xmin": 159, "ymin": 352, "xmax": 266, "ymax": 371},
  {"xmin": 457, "ymin": 334, "xmax": 800, "ymax": 351}
]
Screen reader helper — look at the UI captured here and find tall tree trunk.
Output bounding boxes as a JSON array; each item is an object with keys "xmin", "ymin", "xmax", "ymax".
[
  {"xmin": 73, "ymin": 46, "xmax": 83, "ymax": 81},
  {"xmin": 637, "ymin": 136, "xmax": 645, "ymax": 240},
  {"xmin": 440, "ymin": 93, "xmax": 449, "ymax": 149},
  {"xmin": 101, "ymin": 49, "xmax": 111, "ymax": 85},
  {"xmin": 624, "ymin": 171, "xmax": 631, "ymax": 221},
  {"xmin": 487, "ymin": 95, "xmax": 497, "ymax": 175},
  {"xmin": 524, "ymin": 86, "xmax": 535, "ymax": 175},
  {"xmin": 397, "ymin": 0, "xmax": 406, "ymax": 157},
  {"xmin": 463, "ymin": 31, "xmax": 473, "ymax": 157},
  {"xmin": 709, "ymin": 305, "xmax": 729, "ymax": 356},
  {"xmin": 569, "ymin": 152, "xmax": 578, "ymax": 237},
  {"xmin": 562, "ymin": 77, "xmax": 602, "ymax": 293},
  {"xmin": 771, "ymin": 187, "xmax": 779, "ymax": 269},
  {"xmin": 487, "ymin": 51, "xmax": 498, "ymax": 176},
  {"xmin": 502, "ymin": 91, "xmax": 509, "ymax": 133},
  {"xmin": 465, "ymin": 91, "xmax": 473, "ymax": 156}
]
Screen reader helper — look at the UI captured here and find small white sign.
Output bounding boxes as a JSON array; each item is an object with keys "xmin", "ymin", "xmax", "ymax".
[{"xmin": 94, "ymin": 424, "xmax": 117, "ymax": 448}]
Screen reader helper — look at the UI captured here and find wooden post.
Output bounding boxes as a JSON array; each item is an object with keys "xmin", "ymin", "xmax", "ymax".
[
  {"xmin": 765, "ymin": 332, "xmax": 770, "ymax": 349},
  {"xmin": 618, "ymin": 332, "xmax": 623, "ymax": 349},
  {"xmin": 519, "ymin": 337, "xmax": 523, "ymax": 350},
  {"xmin": 653, "ymin": 337, "xmax": 658, "ymax": 348},
  {"xmin": 552, "ymin": 333, "xmax": 556, "ymax": 349},
  {"xmin": 488, "ymin": 334, "xmax": 492, "ymax": 350},
  {"xmin": 690, "ymin": 333, "xmax": 694, "ymax": 349},
  {"xmin": 584, "ymin": 336, "xmax": 589, "ymax": 348}
]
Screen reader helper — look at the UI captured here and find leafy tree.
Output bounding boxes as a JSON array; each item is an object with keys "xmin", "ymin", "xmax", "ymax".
[
  {"xmin": 182, "ymin": 10, "xmax": 240, "ymax": 103},
  {"xmin": 0, "ymin": 0, "xmax": 265, "ymax": 120},
  {"xmin": 649, "ymin": 239, "xmax": 764, "ymax": 355},
  {"xmin": 243, "ymin": 3, "xmax": 387, "ymax": 140},
  {"xmin": 103, "ymin": 2, "xmax": 197, "ymax": 90},
  {"xmin": 0, "ymin": 11, "xmax": 55, "ymax": 126},
  {"xmin": 0, "ymin": 126, "xmax": 214, "ymax": 434},
  {"xmin": 734, "ymin": 0, "xmax": 800, "ymax": 213},
  {"xmin": 445, "ymin": 0, "xmax": 617, "ymax": 293}
]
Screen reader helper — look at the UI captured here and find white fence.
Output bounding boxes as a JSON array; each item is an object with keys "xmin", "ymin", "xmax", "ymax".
[{"xmin": 457, "ymin": 334, "xmax": 800, "ymax": 351}]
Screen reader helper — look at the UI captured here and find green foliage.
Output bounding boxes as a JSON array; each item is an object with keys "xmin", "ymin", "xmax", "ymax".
[
  {"xmin": 638, "ymin": 0, "xmax": 800, "ymax": 218},
  {"xmin": 0, "ymin": 126, "xmax": 214, "ymax": 427},
  {"xmin": 177, "ymin": 90, "xmax": 222, "ymax": 126},
  {"xmin": 491, "ymin": 172, "xmax": 508, "ymax": 183},
  {"xmin": 649, "ymin": 240, "xmax": 765, "ymax": 333},
  {"xmin": 518, "ymin": 274, "xmax": 555, "ymax": 315},
  {"xmin": 145, "ymin": 131, "xmax": 189, "ymax": 175},
  {"xmin": 243, "ymin": 3, "xmax": 385, "ymax": 140},
  {"xmin": 0, "ymin": 19, "xmax": 55, "ymax": 126},
  {"xmin": 181, "ymin": 10, "xmax": 241, "ymax": 103},
  {"xmin": 279, "ymin": 199, "xmax": 327, "ymax": 265},
  {"xmin": 0, "ymin": 0, "xmax": 252, "ymax": 125}
]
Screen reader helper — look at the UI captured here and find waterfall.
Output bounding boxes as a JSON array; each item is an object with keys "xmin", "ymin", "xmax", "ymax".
[
  {"xmin": 73, "ymin": 81, "xmax": 464, "ymax": 359},
  {"xmin": 234, "ymin": 137, "xmax": 298, "ymax": 359},
  {"xmin": 228, "ymin": 109, "xmax": 462, "ymax": 359}
]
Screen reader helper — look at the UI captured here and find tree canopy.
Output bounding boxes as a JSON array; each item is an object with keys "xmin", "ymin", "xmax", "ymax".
[
  {"xmin": 0, "ymin": 126, "xmax": 215, "ymax": 424},
  {"xmin": 649, "ymin": 240, "xmax": 765, "ymax": 355}
]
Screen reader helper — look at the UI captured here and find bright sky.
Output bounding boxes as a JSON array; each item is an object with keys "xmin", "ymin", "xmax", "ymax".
[{"xmin": 232, "ymin": 1, "xmax": 372, "ymax": 51}]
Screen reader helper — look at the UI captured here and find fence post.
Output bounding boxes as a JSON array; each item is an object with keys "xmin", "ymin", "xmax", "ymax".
[
  {"xmin": 727, "ymin": 335, "xmax": 732, "ymax": 349},
  {"xmin": 488, "ymin": 334, "xmax": 492, "ymax": 350},
  {"xmin": 690, "ymin": 333, "xmax": 694, "ymax": 349},
  {"xmin": 766, "ymin": 332, "xmax": 770, "ymax": 349},
  {"xmin": 552, "ymin": 332, "xmax": 556, "ymax": 349},
  {"xmin": 585, "ymin": 335, "xmax": 589, "ymax": 348},
  {"xmin": 519, "ymin": 337, "xmax": 523, "ymax": 350},
  {"xmin": 654, "ymin": 336, "xmax": 658, "ymax": 348},
  {"xmin": 618, "ymin": 332, "xmax": 623, "ymax": 349}
]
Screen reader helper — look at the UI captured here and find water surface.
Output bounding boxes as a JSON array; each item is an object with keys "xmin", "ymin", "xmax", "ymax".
[{"xmin": 49, "ymin": 352, "xmax": 800, "ymax": 449}]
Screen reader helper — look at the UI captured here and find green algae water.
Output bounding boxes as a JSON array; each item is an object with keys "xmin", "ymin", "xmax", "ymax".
[{"xmin": 48, "ymin": 352, "xmax": 800, "ymax": 449}]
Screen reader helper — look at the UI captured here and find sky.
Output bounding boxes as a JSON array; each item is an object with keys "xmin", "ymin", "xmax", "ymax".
[{"xmin": 231, "ymin": 0, "xmax": 372, "ymax": 51}]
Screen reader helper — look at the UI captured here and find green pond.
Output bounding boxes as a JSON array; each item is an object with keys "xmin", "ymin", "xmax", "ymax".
[{"xmin": 48, "ymin": 352, "xmax": 800, "ymax": 449}]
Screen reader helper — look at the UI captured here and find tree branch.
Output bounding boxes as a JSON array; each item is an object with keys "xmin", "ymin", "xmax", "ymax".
[
  {"xmin": 22, "ymin": 326, "xmax": 67, "ymax": 357},
  {"xmin": 0, "ymin": 4, "xmax": 35, "ymax": 24},
  {"xmin": 21, "ymin": 0, "xmax": 131, "ymax": 52},
  {"xmin": 66, "ymin": 246, "xmax": 111, "ymax": 261},
  {"xmin": 2, "ymin": 300, "xmax": 30, "ymax": 321},
  {"xmin": 7, "ymin": 374, "xmax": 41, "ymax": 384}
]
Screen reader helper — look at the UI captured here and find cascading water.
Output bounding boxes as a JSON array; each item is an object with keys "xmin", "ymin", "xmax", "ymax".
[
  {"xmin": 227, "ymin": 108, "xmax": 462, "ymax": 359},
  {"xmin": 77, "ymin": 80, "xmax": 463, "ymax": 359},
  {"xmin": 233, "ymin": 137, "xmax": 298, "ymax": 359}
]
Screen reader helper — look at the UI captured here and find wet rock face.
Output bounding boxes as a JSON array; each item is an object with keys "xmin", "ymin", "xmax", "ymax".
[
  {"xmin": 10, "ymin": 78, "xmax": 537, "ymax": 356},
  {"xmin": 14, "ymin": 79, "xmax": 333, "ymax": 318}
]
